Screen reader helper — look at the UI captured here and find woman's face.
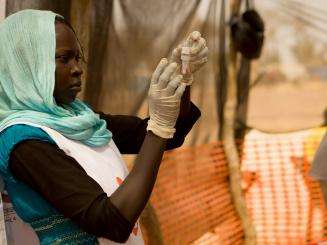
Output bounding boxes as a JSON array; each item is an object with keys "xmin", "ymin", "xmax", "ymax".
[{"xmin": 54, "ymin": 22, "xmax": 83, "ymax": 105}]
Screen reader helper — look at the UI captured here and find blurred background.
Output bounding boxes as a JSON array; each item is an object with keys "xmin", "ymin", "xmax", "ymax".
[
  {"xmin": 1, "ymin": 0, "xmax": 326, "ymax": 143},
  {"xmin": 1, "ymin": 0, "xmax": 327, "ymax": 244}
]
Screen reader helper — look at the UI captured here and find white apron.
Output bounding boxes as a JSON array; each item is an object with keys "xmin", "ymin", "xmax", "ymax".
[{"xmin": 2, "ymin": 123, "xmax": 144, "ymax": 245}]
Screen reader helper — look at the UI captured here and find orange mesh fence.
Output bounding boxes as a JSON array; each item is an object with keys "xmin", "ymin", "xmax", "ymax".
[
  {"xmin": 242, "ymin": 128, "xmax": 327, "ymax": 245},
  {"xmin": 150, "ymin": 142, "xmax": 244, "ymax": 244},
  {"xmin": 149, "ymin": 127, "xmax": 327, "ymax": 244}
]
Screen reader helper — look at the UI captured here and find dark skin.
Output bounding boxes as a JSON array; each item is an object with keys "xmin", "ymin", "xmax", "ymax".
[
  {"xmin": 54, "ymin": 22, "xmax": 191, "ymax": 226},
  {"xmin": 54, "ymin": 21, "xmax": 191, "ymax": 112},
  {"xmin": 54, "ymin": 22, "xmax": 83, "ymax": 105}
]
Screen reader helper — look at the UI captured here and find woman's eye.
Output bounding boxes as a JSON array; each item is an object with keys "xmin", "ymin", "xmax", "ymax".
[
  {"xmin": 76, "ymin": 55, "xmax": 82, "ymax": 62},
  {"xmin": 56, "ymin": 56, "xmax": 69, "ymax": 64}
]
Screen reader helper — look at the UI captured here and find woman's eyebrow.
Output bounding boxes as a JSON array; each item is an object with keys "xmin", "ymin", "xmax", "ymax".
[{"xmin": 55, "ymin": 48, "xmax": 80, "ymax": 55}]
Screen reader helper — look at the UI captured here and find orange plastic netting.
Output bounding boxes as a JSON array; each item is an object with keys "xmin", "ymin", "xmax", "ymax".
[{"xmin": 149, "ymin": 127, "xmax": 327, "ymax": 244}]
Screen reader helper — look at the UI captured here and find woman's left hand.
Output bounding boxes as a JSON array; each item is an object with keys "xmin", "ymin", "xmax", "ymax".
[{"xmin": 171, "ymin": 31, "xmax": 209, "ymax": 85}]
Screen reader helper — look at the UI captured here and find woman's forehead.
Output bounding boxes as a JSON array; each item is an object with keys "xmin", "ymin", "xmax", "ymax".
[{"xmin": 55, "ymin": 22, "xmax": 79, "ymax": 51}]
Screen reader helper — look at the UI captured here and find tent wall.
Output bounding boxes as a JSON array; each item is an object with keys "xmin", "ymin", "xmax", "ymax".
[{"xmin": 4, "ymin": 0, "xmax": 225, "ymax": 146}]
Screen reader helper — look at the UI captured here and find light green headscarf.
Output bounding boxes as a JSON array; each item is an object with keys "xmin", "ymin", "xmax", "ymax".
[{"xmin": 0, "ymin": 9, "xmax": 111, "ymax": 147}]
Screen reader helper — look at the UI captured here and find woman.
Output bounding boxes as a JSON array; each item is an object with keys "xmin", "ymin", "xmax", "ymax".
[{"xmin": 0, "ymin": 9, "xmax": 207, "ymax": 244}]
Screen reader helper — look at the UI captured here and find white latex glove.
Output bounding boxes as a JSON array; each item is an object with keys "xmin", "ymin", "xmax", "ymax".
[
  {"xmin": 171, "ymin": 31, "xmax": 209, "ymax": 85},
  {"xmin": 147, "ymin": 58, "xmax": 186, "ymax": 139}
]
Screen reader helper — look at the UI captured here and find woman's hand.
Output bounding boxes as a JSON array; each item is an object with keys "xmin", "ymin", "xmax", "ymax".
[
  {"xmin": 147, "ymin": 58, "xmax": 186, "ymax": 139},
  {"xmin": 110, "ymin": 59, "xmax": 186, "ymax": 227},
  {"xmin": 171, "ymin": 31, "xmax": 209, "ymax": 85}
]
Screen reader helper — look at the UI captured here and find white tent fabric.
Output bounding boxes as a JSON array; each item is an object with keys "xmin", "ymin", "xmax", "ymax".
[{"xmin": 0, "ymin": 0, "xmax": 5, "ymax": 20}]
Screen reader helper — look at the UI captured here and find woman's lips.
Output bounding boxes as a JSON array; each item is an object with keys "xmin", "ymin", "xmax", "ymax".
[
  {"xmin": 70, "ymin": 82, "xmax": 82, "ymax": 92},
  {"xmin": 71, "ymin": 86, "xmax": 82, "ymax": 92}
]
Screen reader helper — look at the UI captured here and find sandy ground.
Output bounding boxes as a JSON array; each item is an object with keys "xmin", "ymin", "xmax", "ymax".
[{"xmin": 248, "ymin": 80, "xmax": 327, "ymax": 133}]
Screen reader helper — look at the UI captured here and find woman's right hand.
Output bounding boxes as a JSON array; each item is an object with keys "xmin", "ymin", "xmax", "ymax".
[
  {"xmin": 109, "ymin": 59, "xmax": 186, "ymax": 230},
  {"xmin": 147, "ymin": 58, "xmax": 186, "ymax": 139}
]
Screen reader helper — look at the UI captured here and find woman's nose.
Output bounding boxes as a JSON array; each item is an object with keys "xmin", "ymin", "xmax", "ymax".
[{"xmin": 71, "ymin": 60, "xmax": 83, "ymax": 77}]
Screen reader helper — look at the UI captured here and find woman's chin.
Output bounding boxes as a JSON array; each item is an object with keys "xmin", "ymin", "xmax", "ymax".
[{"xmin": 68, "ymin": 90, "xmax": 80, "ymax": 103}]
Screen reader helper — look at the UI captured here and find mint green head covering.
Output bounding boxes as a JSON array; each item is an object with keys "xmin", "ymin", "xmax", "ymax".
[{"xmin": 0, "ymin": 9, "xmax": 111, "ymax": 147}]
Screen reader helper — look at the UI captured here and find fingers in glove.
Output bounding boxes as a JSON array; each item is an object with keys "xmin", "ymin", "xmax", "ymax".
[
  {"xmin": 174, "ymin": 82, "xmax": 187, "ymax": 99},
  {"xmin": 189, "ymin": 31, "xmax": 201, "ymax": 41},
  {"xmin": 157, "ymin": 62, "xmax": 178, "ymax": 89},
  {"xmin": 151, "ymin": 58, "xmax": 168, "ymax": 84},
  {"xmin": 183, "ymin": 46, "xmax": 209, "ymax": 62},
  {"xmin": 171, "ymin": 44, "xmax": 183, "ymax": 62},
  {"xmin": 186, "ymin": 31, "xmax": 201, "ymax": 47},
  {"xmin": 190, "ymin": 37, "xmax": 206, "ymax": 54},
  {"xmin": 175, "ymin": 31, "xmax": 201, "ymax": 60},
  {"xmin": 162, "ymin": 75, "xmax": 183, "ymax": 97},
  {"xmin": 190, "ymin": 47, "xmax": 209, "ymax": 61},
  {"xmin": 189, "ymin": 57, "xmax": 208, "ymax": 71}
]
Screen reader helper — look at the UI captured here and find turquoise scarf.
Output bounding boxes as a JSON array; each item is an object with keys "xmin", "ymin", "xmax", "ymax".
[{"xmin": 0, "ymin": 9, "xmax": 111, "ymax": 147}]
